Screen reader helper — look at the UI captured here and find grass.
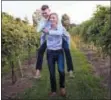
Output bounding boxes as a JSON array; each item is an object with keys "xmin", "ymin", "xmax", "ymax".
[{"xmin": 17, "ymin": 47, "xmax": 108, "ymax": 100}]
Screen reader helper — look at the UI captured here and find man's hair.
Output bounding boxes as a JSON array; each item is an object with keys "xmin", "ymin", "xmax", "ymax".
[{"xmin": 41, "ymin": 5, "xmax": 49, "ymax": 10}]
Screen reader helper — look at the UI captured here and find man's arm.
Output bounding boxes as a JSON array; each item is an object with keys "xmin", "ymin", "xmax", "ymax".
[
  {"xmin": 44, "ymin": 24, "xmax": 70, "ymax": 46},
  {"xmin": 44, "ymin": 24, "xmax": 64, "ymax": 35},
  {"xmin": 48, "ymin": 28, "xmax": 63, "ymax": 35}
]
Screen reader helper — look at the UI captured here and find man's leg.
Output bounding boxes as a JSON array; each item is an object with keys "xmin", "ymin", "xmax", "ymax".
[
  {"xmin": 35, "ymin": 41, "xmax": 46, "ymax": 78},
  {"xmin": 62, "ymin": 39, "xmax": 74, "ymax": 78},
  {"xmin": 57, "ymin": 50, "xmax": 66, "ymax": 96}
]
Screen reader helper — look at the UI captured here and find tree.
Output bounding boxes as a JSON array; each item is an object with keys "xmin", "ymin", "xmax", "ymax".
[
  {"xmin": 24, "ymin": 16, "xmax": 29, "ymax": 24},
  {"xmin": 61, "ymin": 14, "xmax": 70, "ymax": 31},
  {"xmin": 32, "ymin": 9, "xmax": 42, "ymax": 27},
  {"xmin": 70, "ymin": 23, "xmax": 76, "ymax": 28}
]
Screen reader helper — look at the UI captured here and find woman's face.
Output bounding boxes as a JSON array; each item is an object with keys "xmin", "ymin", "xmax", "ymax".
[{"xmin": 49, "ymin": 14, "xmax": 58, "ymax": 25}]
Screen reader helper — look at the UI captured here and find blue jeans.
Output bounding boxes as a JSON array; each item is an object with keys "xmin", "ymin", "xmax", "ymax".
[
  {"xmin": 36, "ymin": 41, "xmax": 46, "ymax": 70},
  {"xmin": 62, "ymin": 39, "xmax": 74, "ymax": 72},
  {"xmin": 36, "ymin": 39, "xmax": 74, "ymax": 72},
  {"xmin": 47, "ymin": 49, "xmax": 65, "ymax": 92}
]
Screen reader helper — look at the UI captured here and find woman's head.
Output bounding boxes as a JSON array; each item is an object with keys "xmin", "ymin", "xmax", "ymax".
[{"xmin": 49, "ymin": 13, "xmax": 58, "ymax": 26}]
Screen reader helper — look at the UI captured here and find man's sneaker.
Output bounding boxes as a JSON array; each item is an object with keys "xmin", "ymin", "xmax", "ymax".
[
  {"xmin": 48, "ymin": 92, "xmax": 57, "ymax": 97},
  {"xmin": 60, "ymin": 88, "xmax": 66, "ymax": 97},
  {"xmin": 69, "ymin": 71, "xmax": 75, "ymax": 78},
  {"xmin": 34, "ymin": 70, "xmax": 41, "ymax": 79},
  {"xmin": 34, "ymin": 75, "xmax": 41, "ymax": 79}
]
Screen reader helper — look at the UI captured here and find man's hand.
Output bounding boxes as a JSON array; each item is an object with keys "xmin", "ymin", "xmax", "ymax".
[{"xmin": 42, "ymin": 28, "xmax": 49, "ymax": 33}]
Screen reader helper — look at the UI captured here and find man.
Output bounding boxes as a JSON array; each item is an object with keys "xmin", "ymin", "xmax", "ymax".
[{"xmin": 35, "ymin": 5, "xmax": 74, "ymax": 79}]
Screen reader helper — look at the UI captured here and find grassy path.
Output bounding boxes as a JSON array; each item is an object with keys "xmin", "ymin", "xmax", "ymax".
[{"xmin": 18, "ymin": 39, "xmax": 108, "ymax": 100}]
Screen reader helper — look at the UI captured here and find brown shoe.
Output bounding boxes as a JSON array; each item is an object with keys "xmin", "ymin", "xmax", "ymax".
[
  {"xmin": 60, "ymin": 88, "xmax": 66, "ymax": 97},
  {"xmin": 48, "ymin": 92, "xmax": 57, "ymax": 97}
]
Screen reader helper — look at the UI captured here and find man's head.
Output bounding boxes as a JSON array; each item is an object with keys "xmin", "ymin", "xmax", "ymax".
[{"xmin": 41, "ymin": 5, "xmax": 50, "ymax": 19}]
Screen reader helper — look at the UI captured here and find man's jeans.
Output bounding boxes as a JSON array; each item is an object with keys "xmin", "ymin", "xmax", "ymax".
[
  {"xmin": 62, "ymin": 39, "xmax": 74, "ymax": 72},
  {"xmin": 36, "ymin": 41, "xmax": 46, "ymax": 70}
]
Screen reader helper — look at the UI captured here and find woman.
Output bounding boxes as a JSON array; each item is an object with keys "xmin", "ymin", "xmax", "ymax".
[{"xmin": 42, "ymin": 13, "xmax": 69, "ymax": 97}]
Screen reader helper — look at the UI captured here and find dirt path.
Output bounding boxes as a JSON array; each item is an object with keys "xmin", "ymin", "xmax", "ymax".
[{"xmin": 81, "ymin": 48, "xmax": 110, "ymax": 89}]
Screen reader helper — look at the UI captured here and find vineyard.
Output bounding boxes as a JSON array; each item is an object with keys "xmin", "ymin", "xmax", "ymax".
[
  {"xmin": 2, "ymin": 12, "xmax": 40, "ymax": 77},
  {"xmin": 2, "ymin": 5, "xmax": 111, "ymax": 100},
  {"xmin": 70, "ymin": 5, "xmax": 111, "ymax": 56}
]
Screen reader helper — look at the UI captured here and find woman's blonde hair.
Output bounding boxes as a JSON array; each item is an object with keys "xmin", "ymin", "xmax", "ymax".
[{"xmin": 48, "ymin": 13, "xmax": 58, "ymax": 21}]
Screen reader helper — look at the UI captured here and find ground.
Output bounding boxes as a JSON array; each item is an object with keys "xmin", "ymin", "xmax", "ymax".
[
  {"xmin": 81, "ymin": 48, "xmax": 110, "ymax": 88},
  {"xmin": 1, "ymin": 40, "xmax": 110, "ymax": 100}
]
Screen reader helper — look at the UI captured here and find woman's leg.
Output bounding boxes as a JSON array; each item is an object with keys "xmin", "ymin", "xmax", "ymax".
[
  {"xmin": 57, "ymin": 50, "xmax": 66, "ymax": 96},
  {"xmin": 47, "ymin": 51, "xmax": 56, "ymax": 93}
]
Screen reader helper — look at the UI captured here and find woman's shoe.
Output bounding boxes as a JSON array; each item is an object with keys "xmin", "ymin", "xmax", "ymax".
[
  {"xmin": 60, "ymin": 88, "xmax": 66, "ymax": 97},
  {"xmin": 48, "ymin": 92, "xmax": 57, "ymax": 97}
]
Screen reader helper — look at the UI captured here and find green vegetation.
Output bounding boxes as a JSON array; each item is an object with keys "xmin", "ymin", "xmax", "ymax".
[
  {"xmin": 2, "ymin": 12, "xmax": 40, "ymax": 84},
  {"xmin": 2, "ymin": 12, "xmax": 39, "ymax": 72},
  {"xmin": 70, "ymin": 5, "xmax": 111, "ymax": 56},
  {"xmin": 18, "ymin": 49, "xmax": 108, "ymax": 100}
]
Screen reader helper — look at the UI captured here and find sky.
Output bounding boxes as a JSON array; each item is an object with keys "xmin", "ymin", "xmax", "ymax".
[{"xmin": 2, "ymin": 1, "xmax": 110, "ymax": 25}]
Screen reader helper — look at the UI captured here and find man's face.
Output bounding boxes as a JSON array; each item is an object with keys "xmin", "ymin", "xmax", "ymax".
[{"xmin": 41, "ymin": 8, "xmax": 50, "ymax": 18}]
